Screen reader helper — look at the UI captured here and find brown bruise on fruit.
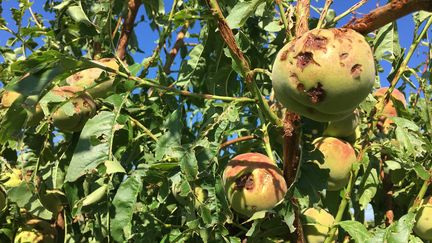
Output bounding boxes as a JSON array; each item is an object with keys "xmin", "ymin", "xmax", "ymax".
[
  {"xmin": 307, "ymin": 82, "xmax": 326, "ymax": 104},
  {"xmin": 351, "ymin": 64, "xmax": 363, "ymax": 79},
  {"xmin": 280, "ymin": 50, "xmax": 289, "ymax": 61},
  {"xmin": 296, "ymin": 52, "xmax": 319, "ymax": 70},
  {"xmin": 332, "ymin": 28, "xmax": 349, "ymax": 39},
  {"xmin": 234, "ymin": 173, "xmax": 254, "ymax": 191},
  {"xmin": 223, "ymin": 153, "xmax": 288, "ymax": 216},
  {"xmin": 304, "ymin": 33, "xmax": 328, "ymax": 52}
]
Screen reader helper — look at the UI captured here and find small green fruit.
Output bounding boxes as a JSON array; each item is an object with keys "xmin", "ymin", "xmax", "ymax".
[
  {"xmin": 272, "ymin": 28, "xmax": 375, "ymax": 122},
  {"xmin": 312, "ymin": 137, "xmax": 356, "ymax": 191},
  {"xmin": 50, "ymin": 86, "xmax": 96, "ymax": 132},
  {"xmin": 223, "ymin": 153, "xmax": 287, "ymax": 217},
  {"xmin": 323, "ymin": 110, "xmax": 359, "ymax": 138},
  {"xmin": 303, "ymin": 207, "xmax": 335, "ymax": 243},
  {"xmin": 413, "ymin": 197, "xmax": 432, "ymax": 241}
]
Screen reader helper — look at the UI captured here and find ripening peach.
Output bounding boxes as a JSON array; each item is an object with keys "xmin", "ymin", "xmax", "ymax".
[{"xmin": 312, "ymin": 137, "xmax": 356, "ymax": 191}]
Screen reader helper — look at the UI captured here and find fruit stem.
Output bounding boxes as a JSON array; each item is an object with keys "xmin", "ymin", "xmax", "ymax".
[
  {"xmin": 408, "ymin": 175, "xmax": 431, "ymax": 212},
  {"xmin": 129, "ymin": 116, "xmax": 158, "ymax": 141},
  {"xmin": 324, "ymin": 164, "xmax": 360, "ymax": 243},
  {"xmin": 316, "ymin": 0, "xmax": 333, "ymax": 29}
]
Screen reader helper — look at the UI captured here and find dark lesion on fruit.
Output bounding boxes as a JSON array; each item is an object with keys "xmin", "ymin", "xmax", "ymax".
[
  {"xmin": 304, "ymin": 34, "xmax": 328, "ymax": 52},
  {"xmin": 280, "ymin": 50, "xmax": 289, "ymax": 61},
  {"xmin": 296, "ymin": 52, "xmax": 319, "ymax": 70},
  {"xmin": 340, "ymin": 53, "xmax": 348, "ymax": 60},
  {"xmin": 332, "ymin": 28, "xmax": 348, "ymax": 39},
  {"xmin": 351, "ymin": 64, "xmax": 363, "ymax": 79},
  {"xmin": 235, "ymin": 173, "xmax": 254, "ymax": 191},
  {"xmin": 307, "ymin": 82, "xmax": 326, "ymax": 104}
]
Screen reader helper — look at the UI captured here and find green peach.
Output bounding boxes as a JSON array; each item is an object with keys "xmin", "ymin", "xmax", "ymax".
[
  {"xmin": 323, "ymin": 110, "xmax": 359, "ymax": 138},
  {"xmin": 272, "ymin": 28, "xmax": 375, "ymax": 122},
  {"xmin": 413, "ymin": 197, "xmax": 432, "ymax": 241},
  {"xmin": 223, "ymin": 153, "xmax": 287, "ymax": 217},
  {"xmin": 303, "ymin": 207, "xmax": 335, "ymax": 243}
]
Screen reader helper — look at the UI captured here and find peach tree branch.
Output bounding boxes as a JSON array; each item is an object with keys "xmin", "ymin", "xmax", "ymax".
[
  {"xmin": 344, "ymin": 0, "xmax": 432, "ymax": 34},
  {"xmin": 116, "ymin": 0, "xmax": 141, "ymax": 60},
  {"xmin": 205, "ymin": 0, "xmax": 283, "ymax": 128}
]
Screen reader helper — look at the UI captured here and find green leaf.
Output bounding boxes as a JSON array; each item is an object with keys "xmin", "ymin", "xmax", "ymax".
[
  {"xmin": 358, "ymin": 167, "xmax": 378, "ymax": 210},
  {"xmin": 178, "ymin": 44, "xmax": 205, "ymax": 84},
  {"xmin": 65, "ymin": 111, "xmax": 116, "ymax": 182},
  {"xmin": 180, "ymin": 149, "xmax": 198, "ymax": 181},
  {"xmin": 105, "ymin": 160, "xmax": 126, "ymax": 175},
  {"xmin": 110, "ymin": 175, "xmax": 142, "ymax": 242},
  {"xmin": 373, "ymin": 23, "xmax": 401, "ymax": 61},
  {"xmin": 226, "ymin": 0, "xmax": 265, "ymax": 29},
  {"xmin": 67, "ymin": 4, "xmax": 93, "ymax": 26},
  {"xmin": 385, "ymin": 213, "xmax": 416, "ymax": 243},
  {"xmin": 155, "ymin": 110, "xmax": 183, "ymax": 160},
  {"xmin": 339, "ymin": 221, "xmax": 372, "ymax": 243},
  {"xmin": 8, "ymin": 182, "xmax": 53, "ymax": 220}
]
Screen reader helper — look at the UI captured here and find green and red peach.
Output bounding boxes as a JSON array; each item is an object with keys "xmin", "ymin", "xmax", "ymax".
[
  {"xmin": 223, "ymin": 153, "xmax": 287, "ymax": 217},
  {"xmin": 272, "ymin": 28, "xmax": 375, "ymax": 122},
  {"xmin": 373, "ymin": 87, "xmax": 406, "ymax": 132},
  {"xmin": 312, "ymin": 137, "xmax": 356, "ymax": 191}
]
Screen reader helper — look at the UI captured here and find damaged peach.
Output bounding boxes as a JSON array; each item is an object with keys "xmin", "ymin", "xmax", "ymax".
[
  {"xmin": 49, "ymin": 86, "xmax": 96, "ymax": 132},
  {"xmin": 272, "ymin": 28, "xmax": 375, "ymax": 122},
  {"xmin": 223, "ymin": 153, "xmax": 287, "ymax": 217},
  {"xmin": 66, "ymin": 58, "xmax": 120, "ymax": 99}
]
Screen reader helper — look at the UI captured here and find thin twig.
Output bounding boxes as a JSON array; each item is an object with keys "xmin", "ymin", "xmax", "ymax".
[
  {"xmin": 220, "ymin": 135, "xmax": 256, "ymax": 148},
  {"xmin": 316, "ymin": 0, "xmax": 333, "ymax": 29},
  {"xmin": 375, "ymin": 17, "xmax": 432, "ymax": 118},
  {"xmin": 332, "ymin": 0, "xmax": 368, "ymax": 24},
  {"xmin": 129, "ymin": 116, "xmax": 158, "ymax": 141},
  {"xmin": 29, "ymin": 7, "xmax": 43, "ymax": 29},
  {"xmin": 117, "ymin": 0, "xmax": 141, "ymax": 60},
  {"xmin": 276, "ymin": 0, "xmax": 292, "ymax": 40}
]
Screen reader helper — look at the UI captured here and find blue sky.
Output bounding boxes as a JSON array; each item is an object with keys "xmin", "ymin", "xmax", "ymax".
[{"xmin": 0, "ymin": 0, "xmax": 429, "ymax": 94}]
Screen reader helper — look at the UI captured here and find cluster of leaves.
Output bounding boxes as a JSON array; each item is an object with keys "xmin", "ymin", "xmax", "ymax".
[{"xmin": 0, "ymin": 0, "xmax": 430, "ymax": 242}]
